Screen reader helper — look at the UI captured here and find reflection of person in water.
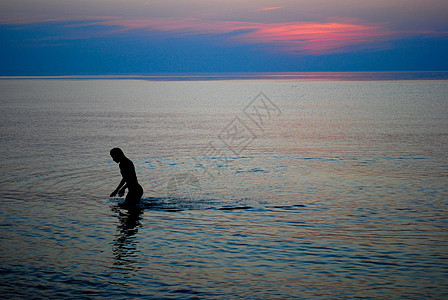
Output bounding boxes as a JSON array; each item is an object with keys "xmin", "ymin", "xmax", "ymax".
[
  {"xmin": 110, "ymin": 148, "xmax": 143, "ymax": 207},
  {"xmin": 112, "ymin": 205, "xmax": 143, "ymax": 270}
]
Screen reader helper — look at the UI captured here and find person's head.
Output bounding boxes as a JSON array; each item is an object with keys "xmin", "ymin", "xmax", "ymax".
[{"xmin": 110, "ymin": 148, "xmax": 125, "ymax": 163}]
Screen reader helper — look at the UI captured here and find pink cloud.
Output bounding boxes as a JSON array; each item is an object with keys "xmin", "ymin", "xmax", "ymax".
[
  {"xmin": 99, "ymin": 17, "xmax": 389, "ymax": 54},
  {"xmin": 258, "ymin": 7, "xmax": 283, "ymax": 12},
  {"xmin": 2, "ymin": 15, "xmax": 392, "ymax": 54},
  {"xmin": 242, "ymin": 22, "xmax": 388, "ymax": 53}
]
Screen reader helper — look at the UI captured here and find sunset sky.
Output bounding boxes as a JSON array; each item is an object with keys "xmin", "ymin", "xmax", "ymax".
[{"xmin": 1, "ymin": 0, "xmax": 447, "ymax": 75}]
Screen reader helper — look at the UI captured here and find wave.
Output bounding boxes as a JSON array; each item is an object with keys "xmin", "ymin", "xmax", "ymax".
[{"xmin": 108, "ymin": 196, "xmax": 306, "ymax": 212}]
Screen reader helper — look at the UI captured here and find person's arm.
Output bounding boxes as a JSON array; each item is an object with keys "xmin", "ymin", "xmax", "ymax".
[
  {"xmin": 118, "ymin": 183, "xmax": 128, "ymax": 197},
  {"xmin": 110, "ymin": 179, "xmax": 126, "ymax": 197}
]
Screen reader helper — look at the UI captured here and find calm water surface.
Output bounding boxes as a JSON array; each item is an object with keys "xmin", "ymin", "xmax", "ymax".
[{"xmin": 1, "ymin": 78, "xmax": 447, "ymax": 299}]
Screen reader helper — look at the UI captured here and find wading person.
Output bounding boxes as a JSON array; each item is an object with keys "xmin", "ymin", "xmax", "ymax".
[{"xmin": 110, "ymin": 148, "xmax": 143, "ymax": 207}]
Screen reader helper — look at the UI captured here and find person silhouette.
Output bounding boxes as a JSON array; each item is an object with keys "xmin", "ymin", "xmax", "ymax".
[{"xmin": 110, "ymin": 148, "xmax": 144, "ymax": 207}]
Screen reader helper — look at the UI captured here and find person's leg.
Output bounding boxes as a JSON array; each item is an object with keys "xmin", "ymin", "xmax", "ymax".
[{"xmin": 124, "ymin": 185, "xmax": 143, "ymax": 207}]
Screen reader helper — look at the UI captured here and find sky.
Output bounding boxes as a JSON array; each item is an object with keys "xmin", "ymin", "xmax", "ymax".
[{"xmin": 1, "ymin": 0, "xmax": 447, "ymax": 75}]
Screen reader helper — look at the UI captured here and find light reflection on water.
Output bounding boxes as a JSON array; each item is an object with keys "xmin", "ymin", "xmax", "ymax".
[{"xmin": 1, "ymin": 79, "xmax": 447, "ymax": 298}]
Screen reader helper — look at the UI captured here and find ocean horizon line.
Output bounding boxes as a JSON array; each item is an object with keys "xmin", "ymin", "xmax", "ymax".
[{"xmin": 1, "ymin": 71, "xmax": 448, "ymax": 81}]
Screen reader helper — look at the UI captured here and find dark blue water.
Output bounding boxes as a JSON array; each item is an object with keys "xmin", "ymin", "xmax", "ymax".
[{"xmin": 1, "ymin": 77, "xmax": 447, "ymax": 298}]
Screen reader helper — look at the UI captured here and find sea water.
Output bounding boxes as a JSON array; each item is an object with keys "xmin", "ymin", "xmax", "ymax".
[{"xmin": 1, "ymin": 75, "xmax": 447, "ymax": 298}]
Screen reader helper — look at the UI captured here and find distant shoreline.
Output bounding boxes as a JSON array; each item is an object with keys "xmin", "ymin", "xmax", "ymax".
[{"xmin": 1, "ymin": 71, "xmax": 448, "ymax": 81}]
